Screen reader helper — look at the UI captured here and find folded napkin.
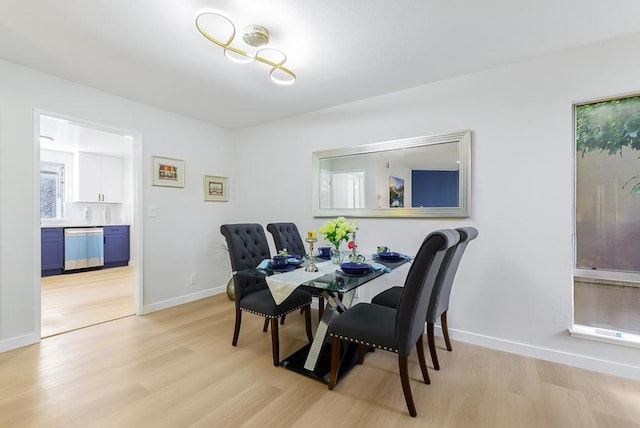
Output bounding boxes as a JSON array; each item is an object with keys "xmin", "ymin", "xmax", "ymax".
[
  {"xmin": 257, "ymin": 259, "xmax": 271, "ymax": 270},
  {"xmin": 370, "ymin": 262, "xmax": 391, "ymax": 273},
  {"xmin": 287, "ymin": 257, "xmax": 301, "ymax": 263}
]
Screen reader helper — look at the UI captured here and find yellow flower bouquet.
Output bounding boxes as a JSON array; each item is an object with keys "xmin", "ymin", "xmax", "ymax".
[{"xmin": 319, "ymin": 217, "xmax": 358, "ymax": 264}]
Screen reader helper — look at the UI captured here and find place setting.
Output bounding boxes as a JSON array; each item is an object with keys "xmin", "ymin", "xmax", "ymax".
[
  {"xmin": 370, "ymin": 245, "xmax": 412, "ymax": 267},
  {"xmin": 269, "ymin": 252, "xmax": 304, "ymax": 272},
  {"xmin": 256, "ymin": 250, "xmax": 306, "ymax": 273},
  {"xmin": 315, "ymin": 246, "xmax": 332, "ymax": 261}
]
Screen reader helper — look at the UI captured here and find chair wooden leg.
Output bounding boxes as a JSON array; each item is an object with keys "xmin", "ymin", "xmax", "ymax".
[
  {"xmin": 415, "ymin": 334, "xmax": 430, "ymax": 384},
  {"xmin": 280, "ymin": 314, "xmax": 286, "ymax": 325},
  {"xmin": 304, "ymin": 306, "xmax": 313, "ymax": 343},
  {"xmin": 232, "ymin": 308, "xmax": 242, "ymax": 346},
  {"xmin": 357, "ymin": 344, "xmax": 366, "ymax": 364},
  {"xmin": 442, "ymin": 311, "xmax": 453, "ymax": 351},
  {"xmin": 270, "ymin": 318, "xmax": 280, "ymax": 367},
  {"xmin": 328, "ymin": 336, "xmax": 340, "ymax": 390},
  {"xmin": 399, "ymin": 354, "xmax": 418, "ymax": 417},
  {"xmin": 427, "ymin": 322, "xmax": 440, "ymax": 371},
  {"xmin": 318, "ymin": 297, "xmax": 324, "ymax": 320},
  {"xmin": 262, "ymin": 318, "xmax": 269, "ymax": 332}
]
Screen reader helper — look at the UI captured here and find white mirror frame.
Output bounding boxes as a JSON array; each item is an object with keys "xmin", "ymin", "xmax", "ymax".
[{"xmin": 312, "ymin": 130, "xmax": 472, "ymax": 218}]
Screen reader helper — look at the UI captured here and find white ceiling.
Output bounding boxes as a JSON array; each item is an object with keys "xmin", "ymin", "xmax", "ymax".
[
  {"xmin": 40, "ymin": 115, "xmax": 133, "ymax": 157},
  {"xmin": 2, "ymin": 1, "xmax": 640, "ymax": 129}
]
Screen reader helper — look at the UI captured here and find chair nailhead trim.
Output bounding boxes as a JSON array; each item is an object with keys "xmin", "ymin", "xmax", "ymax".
[
  {"xmin": 329, "ymin": 333, "xmax": 399, "ymax": 354},
  {"xmin": 241, "ymin": 303, "xmax": 310, "ymax": 319}
]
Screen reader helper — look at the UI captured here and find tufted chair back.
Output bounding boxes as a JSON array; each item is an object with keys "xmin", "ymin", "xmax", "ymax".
[
  {"xmin": 221, "ymin": 223, "xmax": 272, "ymax": 303},
  {"xmin": 221, "ymin": 223, "xmax": 271, "ymax": 272},
  {"xmin": 427, "ymin": 226, "xmax": 478, "ymax": 324},
  {"xmin": 395, "ymin": 229, "xmax": 459, "ymax": 355},
  {"xmin": 267, "ymin": 222, "xmax": 307, "ymax": 257}
]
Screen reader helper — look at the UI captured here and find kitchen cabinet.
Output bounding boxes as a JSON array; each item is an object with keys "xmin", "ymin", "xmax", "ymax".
[
  {"xmin": 103, "ymin": 226, "xmax": 130, "ymax": 267},
  {"xmin": 41, "ymin": 228, "xmax": 64, "ymax": 276},
  {"xmin": 74, "ymin": 152, "xmax": 123, "ymax": 203}
]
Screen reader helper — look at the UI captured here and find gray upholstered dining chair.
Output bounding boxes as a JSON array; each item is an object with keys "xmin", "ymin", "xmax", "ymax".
[
  {"xmin": 371, "ymin": 226, "xmax": 478, "ymax": 370},
  {"xmin": 220, "ymin": 223, "xmax": 314, "ymax": 366},
  {"xmin": 327, "ymin": 229, "xmax": 460, "ymax": 417},
  {"xmin": 267, "ymin": 222, "xmax": 325, "ymax": 320},
  {"xmin": 266, "ymin": 222, "xmax": 307, "ymax": 257}
]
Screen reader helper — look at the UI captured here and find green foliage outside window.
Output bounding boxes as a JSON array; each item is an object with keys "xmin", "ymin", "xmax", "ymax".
[{"xmin": 576, "ymin": 95, "xmax": 640, "ymax": 194}]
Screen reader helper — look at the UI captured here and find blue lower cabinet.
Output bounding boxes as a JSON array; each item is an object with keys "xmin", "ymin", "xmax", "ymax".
[
  {"xmin": 41, "ymin": 228, "xmax": 64, "ymax": 276},
  {"xmin": 104, "ymin": 226, "xmax": 130, "ymax": 268}
]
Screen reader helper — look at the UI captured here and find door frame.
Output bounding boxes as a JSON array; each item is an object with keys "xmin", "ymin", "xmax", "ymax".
[{"xmin": 34, "ymin": 109, "xmax": 144, "ymax": 338}]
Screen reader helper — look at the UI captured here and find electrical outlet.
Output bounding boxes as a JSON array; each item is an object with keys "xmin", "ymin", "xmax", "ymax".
[{"xmin": 190, "ymin": 273, "xmax": 198, "ymax": 285}]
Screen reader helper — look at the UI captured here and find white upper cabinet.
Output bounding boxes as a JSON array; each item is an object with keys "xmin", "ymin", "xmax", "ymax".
[{"xmin": 74, "ymin": 152, "xmax": 123, "ymax": 203}]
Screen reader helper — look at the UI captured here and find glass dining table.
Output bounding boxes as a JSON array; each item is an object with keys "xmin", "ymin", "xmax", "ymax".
[{"xmin": 236, "ymin": 255, "xmax": 409, "ymax": 383}]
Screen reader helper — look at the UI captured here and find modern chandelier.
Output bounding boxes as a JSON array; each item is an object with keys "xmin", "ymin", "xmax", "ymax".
[{"xmin": 195, "ymin": 11, "xmax": 296, "ymax": 85}]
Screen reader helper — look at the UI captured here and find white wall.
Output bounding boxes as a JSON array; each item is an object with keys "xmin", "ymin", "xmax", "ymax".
[
  {"xmin": 0, "ymin": 60, "xmax": 235, "ymax": 352},
  {"xmin": 233, "ymin": 34, "xmax": 640, "ymax": 379}
]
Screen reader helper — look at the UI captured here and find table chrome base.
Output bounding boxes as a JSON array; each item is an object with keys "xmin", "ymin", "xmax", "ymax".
[{"xmin": 280, "ymin": 341, "xmax": 361, "ymax": 384}]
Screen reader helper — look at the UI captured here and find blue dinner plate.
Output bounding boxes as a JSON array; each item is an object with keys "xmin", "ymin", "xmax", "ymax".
[
  {"xmin": 270, "ymin": 264, "xmax": 295, "ymax": 273},
  {"xmin": 336, "ymin": 268, "xmax": 372, "ymax": 277},
  {"xmin": 340, "ymin": 262, "xmax": 370, "ymax": 275},
  {"xmin": 376, "ymin": 251, "xmax": 403, "ymax": 261}
]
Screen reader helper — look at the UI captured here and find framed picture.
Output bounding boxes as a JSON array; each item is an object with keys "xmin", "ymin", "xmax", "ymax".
[
  {"xmin": 152, "ymin": 156, "xmax": 185, "ymax": 188},
  {"xmin": 389, "ymin": 176, "xmax": 405, "ymax": 208},
  {"xmin": 204, "ymin": 175, "xmax": 229, "ymax": 202}
]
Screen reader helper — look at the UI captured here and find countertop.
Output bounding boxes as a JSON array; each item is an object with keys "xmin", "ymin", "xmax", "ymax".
[{"xmin": 41, "ymin": 223, "xmax": 130, "ymax": 228}]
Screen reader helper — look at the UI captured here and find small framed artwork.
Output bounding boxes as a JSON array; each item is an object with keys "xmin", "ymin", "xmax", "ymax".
[
  {"xmin": 389, "ymin": 176, "xmax": 405, "ymax": 208},
  {"xmin": 152, "ymin": 156, "xmax": 185, "ymax": 188},
  {"xmin": 204, "ymin": 175, "xmax": 229, "ymax": 202}
]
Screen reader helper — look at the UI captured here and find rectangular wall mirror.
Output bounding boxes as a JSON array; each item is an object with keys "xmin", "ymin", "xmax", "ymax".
[{"xmin": 312, "ymin": 130, "xmax": 471, "ymax": 218}]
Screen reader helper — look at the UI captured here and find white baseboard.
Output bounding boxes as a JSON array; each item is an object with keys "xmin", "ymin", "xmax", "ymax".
[
  {"xmin": 142, "ymin": 286, "xmax": 226, "ymax": 314},
  {"xmin": 0, "ymin": 332, "xmax": 39, "ymax": 353},
  {"xmin": 432, "ymin": 325, "xmax": 640, "ymax": 381}
]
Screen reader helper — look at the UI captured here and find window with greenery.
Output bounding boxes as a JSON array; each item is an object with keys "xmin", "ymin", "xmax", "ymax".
[
  {"xmin": 574, "ymin": 95, "xmax": 640, "ymax": 339},
  {"xmin": 40, "ymin": 161, "xmax": 65, "ymax": 219},
  {"xmin": 576, "ymin": 95, "xmax": 640, "ymax": 272}
]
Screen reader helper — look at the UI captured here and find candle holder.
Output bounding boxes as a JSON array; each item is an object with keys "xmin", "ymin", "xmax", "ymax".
[
  {"xmin": 305, "ymin": 238, "xmax": 319, "ymax": 272},
  {"xmin": 348, "ymin": 230, "xmax": 365, "ymax": 262}
]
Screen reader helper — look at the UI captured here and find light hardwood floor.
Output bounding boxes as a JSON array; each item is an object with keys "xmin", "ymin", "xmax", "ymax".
[
  {"xmin": 41, "ymin": 266, "xmax": 135, "ymax": 338},
  {"xmin": 3, "ymin": 293, "xmax": 639, "ymax": 427}
]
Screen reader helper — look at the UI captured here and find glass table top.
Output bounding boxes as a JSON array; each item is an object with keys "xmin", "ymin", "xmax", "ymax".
[{"xmin": 236, "ymin": 256, "xmax": 409, "ymax": 294}]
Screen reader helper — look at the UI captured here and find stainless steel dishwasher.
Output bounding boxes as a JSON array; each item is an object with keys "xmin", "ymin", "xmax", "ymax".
[{"xmin": 64, "ymin": 227, "xmax": 104, "ymax": 271}]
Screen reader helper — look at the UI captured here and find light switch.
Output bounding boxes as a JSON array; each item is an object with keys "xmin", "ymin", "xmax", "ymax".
[{"xmin": 149, "ymin": 206, "xmax": 157, "ymax": 218}]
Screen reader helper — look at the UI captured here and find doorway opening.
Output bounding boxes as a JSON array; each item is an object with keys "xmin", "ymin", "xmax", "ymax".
[
  {"xmin": 37, "ymin": 113, "xmax": 142, "ymax": 338},
  {"xmin": 319, "ymin": 170, "xmax": 365, "ymax": 209}
]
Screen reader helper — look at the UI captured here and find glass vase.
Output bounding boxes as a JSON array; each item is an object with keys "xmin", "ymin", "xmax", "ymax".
[{"xmin": 331, "ymin": 243, "xmax": 343, "ymax": 265}]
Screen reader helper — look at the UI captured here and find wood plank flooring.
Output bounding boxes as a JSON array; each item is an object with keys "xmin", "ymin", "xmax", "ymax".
[
  {"xmin": 2, "ymin": 294, "xmax": 640, "ymax": 427},
  {"xmin": 41, "ymin": 266, "xmax": 135, "ymax": 338},
  {"xmin": 574, "ymin": 279, "xmax": 640, "ymax": 334}
]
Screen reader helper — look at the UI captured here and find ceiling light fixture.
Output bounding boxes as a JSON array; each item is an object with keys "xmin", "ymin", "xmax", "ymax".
[{"xmin": 195, "ymin": 11, "xmax": 296, "ymax": 86}]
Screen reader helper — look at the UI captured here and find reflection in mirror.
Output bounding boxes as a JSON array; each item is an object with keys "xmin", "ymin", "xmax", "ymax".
[{"xmin": 312, "ymin": 130, "xmax": 471, "ymax": 218}]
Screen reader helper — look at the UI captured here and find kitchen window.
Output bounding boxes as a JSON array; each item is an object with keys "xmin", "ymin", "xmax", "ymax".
[{"xmin": 40, "ymin": 161, "xmax": 65, "ymax": 219}]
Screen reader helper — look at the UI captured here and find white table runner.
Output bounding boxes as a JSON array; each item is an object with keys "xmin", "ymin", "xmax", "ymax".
[{"xmin": 266, "ymin": 260, "xmax": 337, "ymax": 305}]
